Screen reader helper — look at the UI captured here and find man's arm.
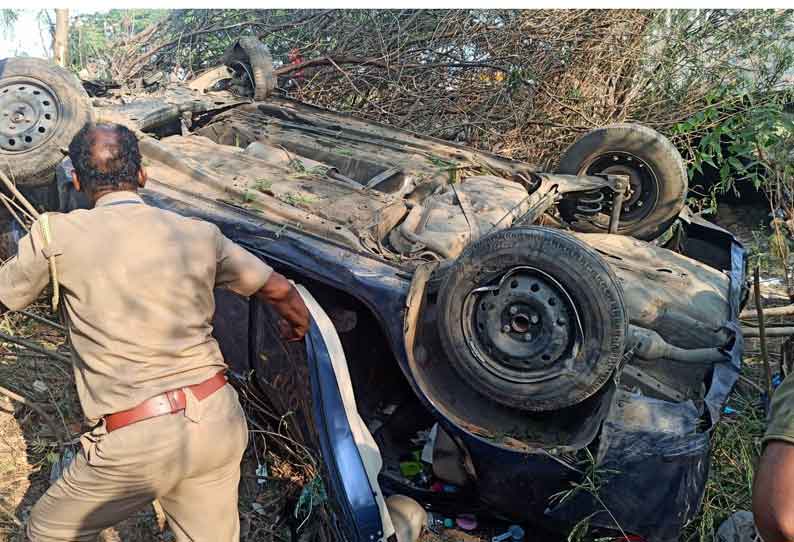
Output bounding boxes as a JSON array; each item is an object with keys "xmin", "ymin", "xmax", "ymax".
[
  {"xmin": 754, "ymin": 374, "xmax": 794, "ymax": 541},
  {"xmin": 754, "ymin": 441, "xmax": 794, "ymax": 541},
  {"xmin": 0, "ymin": 220, "xmax": 52, "ymax": 313},
  {"xmin": 255, "ymin": 272, "xmax": 309, "ymax": 341},
  {"xmin": 215, "ymin": 227, "xmax": 309, "ymax": 341}
]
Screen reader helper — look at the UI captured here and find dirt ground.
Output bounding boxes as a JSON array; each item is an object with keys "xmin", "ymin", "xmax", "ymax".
[{"xmin": 0, "ymin": 203, "xmax": 787, "ymax": 542}]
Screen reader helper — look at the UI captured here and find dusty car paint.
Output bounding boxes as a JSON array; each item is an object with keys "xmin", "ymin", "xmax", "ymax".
[
  {"xmin": 37, "ymin": 62, "xmax": 746, "ymax": 542},
  {"xmin": 119, "ymin": 174, "xmax": 744, "ymax": 542}
]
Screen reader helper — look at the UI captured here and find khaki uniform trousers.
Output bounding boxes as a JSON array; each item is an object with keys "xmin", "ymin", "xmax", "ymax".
[{"xmin": 27, "ymin": 384, "xmax": 249, "ymax": 542}]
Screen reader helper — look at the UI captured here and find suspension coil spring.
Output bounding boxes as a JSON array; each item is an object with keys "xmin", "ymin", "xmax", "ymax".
[{"xmin": 573, "ymin": 190, "xmax": 604, "ymax": 219}]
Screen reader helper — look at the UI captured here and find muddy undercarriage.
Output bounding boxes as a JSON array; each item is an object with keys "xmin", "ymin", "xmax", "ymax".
[{"xmin": 0, "ymin": 48, "xmax": 746, "ymax": 542}]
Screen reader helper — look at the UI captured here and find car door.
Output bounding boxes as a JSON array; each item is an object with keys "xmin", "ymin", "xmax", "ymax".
[{"xmin": 212, "ymin": 283, "xmax": 388, "ymax": 542}]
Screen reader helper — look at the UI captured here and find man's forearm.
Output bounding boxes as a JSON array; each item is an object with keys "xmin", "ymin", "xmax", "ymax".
[
  {"xmin": 254, "ymin": 272, "xmax": 309, "ymax": 340},
  {"xmin": 257, "ymin": 272, "xmax": 294, "ymax": 304}
]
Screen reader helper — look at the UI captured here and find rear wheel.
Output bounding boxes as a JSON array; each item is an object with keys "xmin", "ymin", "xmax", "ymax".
[
  {"xmin": 436, "ymin": 227, "xmax": 627, "ymax": 412},
  {"xmin": 0, "ymin": 57, "xmax": 93, "ymax": 186},
  {"xmin": 558, "ymin": 123, "xmax": 687, "ymax": 241}
]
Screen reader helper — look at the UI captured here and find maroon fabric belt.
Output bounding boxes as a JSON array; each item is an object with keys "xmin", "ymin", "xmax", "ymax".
[{"xmin": 104, "ymin": 371, "xmax": 228, "ymax": 433}]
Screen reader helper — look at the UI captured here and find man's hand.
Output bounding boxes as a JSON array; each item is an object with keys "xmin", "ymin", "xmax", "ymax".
[{"xmin": 255, "ymin": 272, "xmax": 310, "ymax": 341}]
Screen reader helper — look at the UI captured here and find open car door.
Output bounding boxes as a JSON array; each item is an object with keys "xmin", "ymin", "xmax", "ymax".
[{"xmin": 213, "ymin": 284, "xmax": 392, "ymax": 542}]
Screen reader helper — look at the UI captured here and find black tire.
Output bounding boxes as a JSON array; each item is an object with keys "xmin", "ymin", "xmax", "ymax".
[
  {"xmin": 437, "ymin": 227, "xmax": 627, "ymax": 412},
  {"xmin": 0, "ymin": 57, "xmax": 93, "ymax": 187},
  {"xmin": 223, "ymin": 37, "xmax": 276, "ymax": 101},
  {"xmin": 557, "ymin": 123, "xmax": 687, "ymax": 241}
]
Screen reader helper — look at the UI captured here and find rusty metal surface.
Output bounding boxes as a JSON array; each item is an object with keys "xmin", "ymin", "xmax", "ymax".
[{"xmin": 96, "ymin": 86, "xmax": 245, "ymax": 132}]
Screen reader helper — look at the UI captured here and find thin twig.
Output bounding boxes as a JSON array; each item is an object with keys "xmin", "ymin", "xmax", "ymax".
[
  {"xmin": 0, "ymin": 192, "xmax": 36, "ymax": 222},
  {"xmin": 0, "ymin": 384, "xmax": 64, "ymax": 448},
  {"xmin": 17, "ymin": 310, "xmax": 67, "ymax": 333},
  {"xmin": 0, "ymin": 331, "xmax": 71, "ymax": 364},
  {"xmin": 0, "ymin": 500, "xmax": 22, "ymax": 528},
  {"xmin": 738, "ymin": 374, "xmax": 766, "ymax": 394},
  {"xmin": 0, "ymin": 170, "xmax": 40, "ymax": 219},
  {"xmin": 754, "ymin": 266, "xmax": 773, "ymax": 397},
  {"xmin": 0, "ymin": 194, "xmax": 30, "ymax": 232}
]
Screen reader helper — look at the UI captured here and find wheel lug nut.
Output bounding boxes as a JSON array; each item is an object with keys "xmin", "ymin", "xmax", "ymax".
[
  {"xmin": 524, "ymin": 333, "xmax": 533, "ymax": 341},
  {"xmin": 502, "ymin": 325, "xmax": 511, "ymax": 333},
  {"xmin": 530, "ymin": 314, "xmax": 539, "ymax": 324},
  {"xmin": 509, "ymin": 306, "xmax": 518, "ymax": 315}
]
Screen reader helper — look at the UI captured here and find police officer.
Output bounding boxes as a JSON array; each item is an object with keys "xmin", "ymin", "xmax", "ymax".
[{"xmin": 0, "ymin": 123, "xmax": 310, "ymax": 541}]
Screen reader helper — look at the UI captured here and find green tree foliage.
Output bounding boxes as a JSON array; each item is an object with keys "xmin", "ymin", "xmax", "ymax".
[
  {"xmin": 645, "ymin": 10, "xmax": 794, "ymax": 209},
  {"xmin": 67, "ymin": 9, "xmax": 168, "ymax": 78},
  {"xmin": 0, "ymin": 9, "xmax": 18, "ymax": 39}
]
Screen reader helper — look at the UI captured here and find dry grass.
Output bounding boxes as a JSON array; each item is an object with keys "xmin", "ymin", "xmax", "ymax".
[
  {"xmin": 0, "ymin": 303, "xmax": 77, "ymax": 542},
  {"xmin": 0, "ymin": 303, "xmax": 168, "ymax": 542}
]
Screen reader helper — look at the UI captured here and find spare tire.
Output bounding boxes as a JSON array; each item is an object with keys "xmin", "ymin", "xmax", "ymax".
[
  {"xmin": 0, "ymin": 57, "xmax": 93, "ymax": 186},
  {"xmin": 437, "ymin": 227, "xmax": 627, "ymax": 412},
  {"xmin": 557, "ymin": 123, "xmax": 687, "ymax": 241},
  {"xmin": 222, "ymin": 37, "xmax": 276, "ymax": 101}
]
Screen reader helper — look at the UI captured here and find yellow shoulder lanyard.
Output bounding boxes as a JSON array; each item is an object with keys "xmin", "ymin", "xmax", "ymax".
[{"xmin": 38, "ymin": 213, "xmax": 60, "ymax": 312}]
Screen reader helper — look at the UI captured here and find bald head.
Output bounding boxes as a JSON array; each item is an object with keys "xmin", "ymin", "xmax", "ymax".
[{"xmin": 68, "ymin": 123, "xmax": 145, "ymax": 203}]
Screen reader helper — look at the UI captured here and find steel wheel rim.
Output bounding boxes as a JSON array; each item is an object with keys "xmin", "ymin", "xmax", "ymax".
[
  {"xmin": 579, "ymin": 151, "xmax": 660, "ymax": 227},
  {"xmin": 461, "ymin": 266, "xmax": 583, "ymax": 384},
  {"xmin": 0, "ymin": 77, "xmax": 62, "ymax": 154}
]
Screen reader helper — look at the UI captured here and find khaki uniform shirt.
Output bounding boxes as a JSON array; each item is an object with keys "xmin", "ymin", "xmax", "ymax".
[
  {"xmin": 766, "ymin": 374, "xmax": 794, "ymax": 445},
  {"xmin": 0, "ymin": 191, "xmax": 272, "ymax": 422}
]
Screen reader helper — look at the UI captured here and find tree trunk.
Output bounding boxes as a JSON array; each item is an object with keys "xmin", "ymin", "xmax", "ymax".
[{"xmin": 53, "ymin": 9, "xmax": 69, "ymax": 67}]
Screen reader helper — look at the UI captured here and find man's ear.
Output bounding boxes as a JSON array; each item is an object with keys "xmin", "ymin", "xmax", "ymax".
[
  {"xmin": 138, "ymin": 167, "xmax": 147, "ymax": 189},
  {"xmin": 71, "ymin": 171, "xmax": 82, "ymax": 192}
]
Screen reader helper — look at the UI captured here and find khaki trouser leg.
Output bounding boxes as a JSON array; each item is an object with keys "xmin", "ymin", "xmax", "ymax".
[
  {"xmin": 25, "ymin": 449, "xmax": 156, "ymax": 542},
  {"xmin": 158, "ymin": 459, "xmax": 242, "ymax": 541},
  {"xmin": 26, "ymin": 385, "xmax": 248, "ymax": 542}
]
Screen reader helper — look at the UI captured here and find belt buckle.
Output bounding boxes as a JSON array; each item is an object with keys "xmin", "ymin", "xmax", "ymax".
[{"xmin": 165, "ymin": 390, "xmax": 181, "ymax": 412}]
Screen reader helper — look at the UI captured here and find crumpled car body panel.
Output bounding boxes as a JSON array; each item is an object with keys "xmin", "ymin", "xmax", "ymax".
[{"xmin": 138, "ymin": 180, "xmax": 744, "ymax": 542}]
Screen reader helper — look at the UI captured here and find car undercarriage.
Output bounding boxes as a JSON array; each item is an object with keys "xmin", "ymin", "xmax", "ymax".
[{"xmin": 0, "ymin": 45, "xmax": 746, "ymax": 542}]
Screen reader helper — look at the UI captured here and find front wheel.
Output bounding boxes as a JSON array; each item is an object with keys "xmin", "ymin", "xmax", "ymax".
[
  {"xmin": 558, "ymin": 123, "xmax": 688, "ymax": 241},
  {"xmin": 436, "ymin": 227, "xmax": 627, "ymax": 412}
]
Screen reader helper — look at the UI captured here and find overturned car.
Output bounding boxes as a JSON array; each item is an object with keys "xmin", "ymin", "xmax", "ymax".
[{"xmin": 0, "ymin": 48, "xmax": 745, "ymax": 542}]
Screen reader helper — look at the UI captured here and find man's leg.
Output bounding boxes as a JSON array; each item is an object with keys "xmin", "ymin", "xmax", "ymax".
[
  {"xmin": 158, "ymin": 459, "xmax": 243, "ymax": 542},
  {"xmin": 753, "ymin": 440, "xmax": 794, "ymax": 542},
  {"xmin": 157, "ymin": 385, "xmax": 249, "ymax": 542},
  {"xmin": 26, "ymin": 450, "xmax": 155, "ymax": 542}
]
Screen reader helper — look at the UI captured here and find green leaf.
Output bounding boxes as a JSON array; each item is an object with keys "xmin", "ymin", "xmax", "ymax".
[
  {"xmin": 693, "ymin": 159, "xmax": 704, "ymax": 175},
  {"xmin": 781, "ymin": 115, "xmax": 794, "ymax": 133},
  {"xmin": 719, "ymin": 162, "xmax": 731, "ymax": 181},
  {"xmin": 728, "ymin": 157, "xmax": 745, "ymax": 171}
]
